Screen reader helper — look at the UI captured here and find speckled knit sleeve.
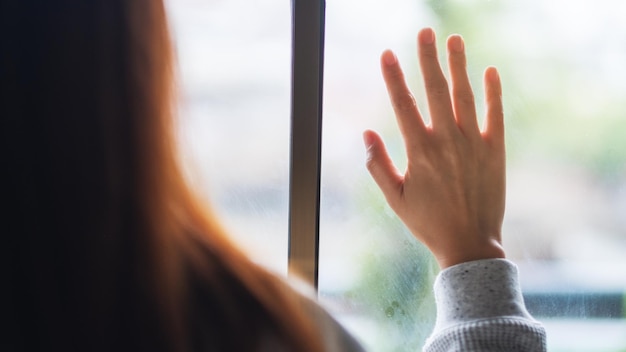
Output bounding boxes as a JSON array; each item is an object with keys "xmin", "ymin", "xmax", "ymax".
[{"xmin": 423, "ymin": 259, "xmax": 547, "ymax": 352}]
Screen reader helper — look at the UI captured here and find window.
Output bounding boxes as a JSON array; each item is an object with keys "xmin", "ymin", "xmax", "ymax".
[
  {"xmin": 168, "ymin": 0, "xmax": 292, "ymax": 274},
  {"xmin": 168, "ymin": 0, "xmax": 626, "ymax": 350}
]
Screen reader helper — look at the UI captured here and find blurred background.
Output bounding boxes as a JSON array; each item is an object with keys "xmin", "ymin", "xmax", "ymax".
[{"xmin": 167, "ymin": 0, "xmax": 626, "ymax": 350}]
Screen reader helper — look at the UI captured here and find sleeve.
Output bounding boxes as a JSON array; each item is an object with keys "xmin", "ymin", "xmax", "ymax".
[{"xmin": 423, "ymin": 259, "xmax": 547, "ymax": 352}]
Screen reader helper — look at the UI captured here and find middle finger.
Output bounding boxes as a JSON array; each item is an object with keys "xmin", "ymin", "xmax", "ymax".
[
  {"xmin": 447, "ymin": 34, "xmax": 479, "ymax": 136},
  {"xmin": 418, "ymin": 28, "xmax": 456, "ymax": 132}
]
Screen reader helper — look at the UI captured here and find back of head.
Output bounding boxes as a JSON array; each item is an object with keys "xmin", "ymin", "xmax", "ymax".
[
  {"xmin": 1, "ymin": 1, "xmax": 182, "ymax": 350},
  {"xmin": 1, "ymin": 1, "xmax": 322, "ymax": 351}
]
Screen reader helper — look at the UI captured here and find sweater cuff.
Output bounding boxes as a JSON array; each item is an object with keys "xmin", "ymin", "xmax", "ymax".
[{"xmin": 432, "ymin": 258, "xmax": 535, "ymax": 333}]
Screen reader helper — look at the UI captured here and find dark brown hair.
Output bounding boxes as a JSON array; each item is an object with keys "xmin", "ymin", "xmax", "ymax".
[{"xmin": 1, "ymin": 1, "xmax": 321, "ymax": 351}]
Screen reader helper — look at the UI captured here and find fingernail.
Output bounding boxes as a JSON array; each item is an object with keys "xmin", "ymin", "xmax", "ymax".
[
  {"xmin": 487, "ymin": 66, "xmax": 500, "ymax": 83},
  {"xmin": 363, "ymin": 131, "xmax": 374, "ymax": 148},
  {"xmin": 382, "ymin": 50, "xmax": 397, "ymax": 66},
  {"xmin": 420, "ymin": 28, "xmax": 435, "ymax": 45},
  {"xmin": 451, "ymin": 35, "xmax": 464, "ymax": 52}
]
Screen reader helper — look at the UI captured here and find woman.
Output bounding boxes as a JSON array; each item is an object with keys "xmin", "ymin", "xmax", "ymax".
[{"xmin": 1, "ymin": 0, "xmax": 545, "ymax": 351}]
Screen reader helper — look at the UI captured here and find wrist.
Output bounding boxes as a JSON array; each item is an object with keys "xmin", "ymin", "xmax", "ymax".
[{"xmin": 435, "ymin": 239, "xmax": 506, "ymax": 269}]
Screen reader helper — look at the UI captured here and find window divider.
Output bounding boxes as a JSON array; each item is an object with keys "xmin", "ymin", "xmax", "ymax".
[{"xmin": 288, "ymin": 0, "xmax": 326, "ymax": 291}]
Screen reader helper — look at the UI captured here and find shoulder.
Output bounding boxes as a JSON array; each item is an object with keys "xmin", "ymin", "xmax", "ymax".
[{"xmin": 271, "ymin": 276, "xmax": 366, "ymax": 352}]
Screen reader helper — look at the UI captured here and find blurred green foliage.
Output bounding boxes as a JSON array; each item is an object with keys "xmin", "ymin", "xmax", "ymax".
[
  {"xmin": 350, "ymin": 186, "xmax": 438, "ymax": 351},
  {"xmin": 426, "ymin": 0, "xmax": 626, "ymax": 178}
]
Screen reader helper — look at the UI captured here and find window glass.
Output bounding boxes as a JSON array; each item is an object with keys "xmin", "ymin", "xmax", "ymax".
[
  {"xmin": 319, "ymin": 0, "xmax": 626, "ymax": 350},
  {"xmin": 167, "ymin": 0, "xmax": 291, "ymax": 274},
  {"xmin": 169, "ymin": 0, "xmax": 626, "ymax": 350}
]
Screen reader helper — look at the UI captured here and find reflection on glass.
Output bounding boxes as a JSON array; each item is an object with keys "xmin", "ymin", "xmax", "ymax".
[
  {"xmin": 167, "ymin": 0, "xmax": 291, "ymax": 274},
  {"xmin": 320, "ymin": 0, "xmax": 626, "ymax": 351}
]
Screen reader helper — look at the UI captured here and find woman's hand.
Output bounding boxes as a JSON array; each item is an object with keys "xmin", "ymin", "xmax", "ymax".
[{"xmin": 364, "ymin": 28, "xmax": 506, "ymax": 269}]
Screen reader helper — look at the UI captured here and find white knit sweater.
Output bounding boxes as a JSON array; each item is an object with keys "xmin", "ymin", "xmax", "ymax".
[{"xmin": 423, "ymin": 259, "xmax": 546, "ymax": 352}]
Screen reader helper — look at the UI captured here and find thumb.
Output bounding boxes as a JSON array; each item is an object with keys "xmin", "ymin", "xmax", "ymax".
[{"xmin": 363, "ymin": 130, "xmax": 404, "ymax": 208}]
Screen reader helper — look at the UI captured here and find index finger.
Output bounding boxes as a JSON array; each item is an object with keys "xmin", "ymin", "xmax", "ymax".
[{"xmin": 381, "ymin": 50, "xmax": 427, "ymax": 143}]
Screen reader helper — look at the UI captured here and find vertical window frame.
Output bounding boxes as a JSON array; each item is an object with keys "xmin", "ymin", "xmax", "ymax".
[{"xmin": 288, "ymin": 0, "xmax": 326, "ymax": 290}]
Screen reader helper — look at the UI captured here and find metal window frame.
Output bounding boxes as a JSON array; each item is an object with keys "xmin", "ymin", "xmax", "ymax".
[{"xmin": 288, "ymin": 0, "xmax": 326, "ymax": 290}]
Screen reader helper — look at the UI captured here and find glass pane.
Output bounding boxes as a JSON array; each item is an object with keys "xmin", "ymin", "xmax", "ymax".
[
  {"xmin": 167, "ymin": 0, "xmax": 291, "ymax": 274},
  {"xmin": 319, "ymin": 0, "xmax": 626, "ymax": 351}
]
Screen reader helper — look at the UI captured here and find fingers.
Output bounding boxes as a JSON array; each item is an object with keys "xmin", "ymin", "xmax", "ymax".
[
  {"xmin": 363, "ymin": 130, "xmax": 404, "ymax": 208},
  {"xmin": 380, "ymin": 50, "xmax": 426, "ymax": 141},
  {"xmin": 417, "ymin": 28, "xmax": 455, "ymax": 131},
  {"xmin": 483, "ymin": 67, "xmax": 504, "ymax": 146},
  {"xmin": 446, "ymin": 35, "xmax": 479, "ymax": 136},
  {"xmin": 382, "ymin": 28, "xmax": 501, "ymax": 148}
]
